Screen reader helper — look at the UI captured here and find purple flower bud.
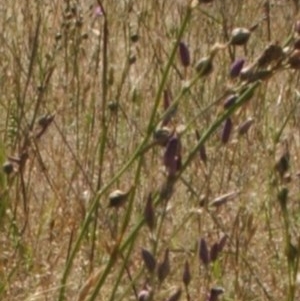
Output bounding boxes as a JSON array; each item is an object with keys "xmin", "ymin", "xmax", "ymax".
[
  {"xmin": 210, "ymin": 242, "xmax": 220, "ymax": 262},
  {"xmin": 94, "ymin": 6, "xmax": 103, "ymax": 17},
  {"xmin": 144, "ymin": 193, "xmax": 155, "ymax": 231},
  {"xmin": 182, "ymin": 260, "xmax": 191, "ymax": 286},
  {"xmin": 221, "ymin": 118, "xmax": 232, "ymax": 144},
  {"xmin": 199, "ymin": 238, "xmax": 210, "ymax": 266},
  {"xmin": 229, "ymin": 58, "xmax": 245, "ymax": 78},
  {"xmin": 163, "ymin": 135, "xmax": 181, "ymax": 176},
  {"xmin": 179, "ymin": 42, "xmax": 190, "ymax": 67},
  {"xmin": 157, "ymin": 249, "xmax": 170, "ymax": 283},
  {"xmin": 141, "ymin": 248, "xmax": 156, "ymax": 273}
]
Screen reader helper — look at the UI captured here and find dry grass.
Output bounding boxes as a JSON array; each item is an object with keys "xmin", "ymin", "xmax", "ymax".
[{"xmin": 1, "ymin": 0, "xmax": 300, "ymax": 300}]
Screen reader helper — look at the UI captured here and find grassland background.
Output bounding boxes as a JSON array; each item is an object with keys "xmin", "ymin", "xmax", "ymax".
[{"xmin": 1, "ymin": 0, "xmax": 300, "ymax": 300}]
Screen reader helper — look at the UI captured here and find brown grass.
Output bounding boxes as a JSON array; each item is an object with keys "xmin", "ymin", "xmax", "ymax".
[{"xmin": 1, "ymin": 0, "xmax": 300, "ymax": 300}]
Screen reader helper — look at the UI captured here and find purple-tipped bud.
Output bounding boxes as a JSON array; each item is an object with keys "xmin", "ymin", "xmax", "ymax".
[
  {"xmin": 221, "ymin": 118, "xmax": 232, "ymax": 144},
  {"xmin": 182, "ymin": 260, "xmax": 191, "ymax": 286},
  {"xmin": 144, "ymin": 193, "xmax": 155, "ymax": 231},
  {"xmin": 199, "ymin": 238, "xmax": 210, "ymax": 266},
  {"xmin": 157, "ymin": 249, "xmax": 170, "ymax": 283},
  {"xmin": 179, "ymin": 42, "xmax": 190, "ymax": 67},
  {"xmin": 210, "ymin": 242, "xmax": 220, "ymax": 262},
  {"xmin": 229, "ymin": 58, "xmax": 245, "ymax": 78},
  {"xmin": 164, "ymin": 135, "xmax": 181, "ymax": 176},
  {"xmin": 141, "ymin": 248, "xmax": 156, "ymax": 273}
]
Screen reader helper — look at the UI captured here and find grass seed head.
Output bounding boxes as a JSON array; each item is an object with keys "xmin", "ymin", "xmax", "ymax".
[
  {"xmin": 3, "ymin": 161, "xmax": 13, "ymax": 175},
  {"xmin": 230, "ymin": 28, "xmax": 251, "ymax": 46},
  {"xmin": 195, "ymin": 57, "xmax": 213, "ymax": 77}
]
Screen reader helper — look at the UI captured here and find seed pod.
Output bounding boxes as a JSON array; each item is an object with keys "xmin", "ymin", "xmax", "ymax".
[
  {"xmin": 153, "ymin": 126, "xmax": 173, "ymax": 146},
  {"xmin": 240, "ymin": 64, "xmax": 255, "ymax": 81},
  {"xmin": 199, "ymin": 238, "xmax": 210, "ymax": 266},
  {"xmin": 166, "ymin": 288, "xmax": 182, "ymax": 301},
  {"xmin": 210, "ymin": 242, "xmax": 219, "ymax": 262},
  {"xmin": 179, "ymin": 42, "xmax": 190, "ymax": 67},
  {"xmin": 275, "ymin": 140, "xmax": 290, "ymax": 178},
  {"xmin": 108, "ymin": 101, "xmax": 118, "ymax": 112},
  {"xmin": 195, "ymin": 57, "xmax": 213, "ymax": 77},
  {"xmin": 141, "ymin": 248, "xmax": 156, "ymax": 273},
  {"xmin": 108, "ymin": 189, "xmax": 130, "ymax": 208},
  {"xmin": 207, "ymin": 287, "xmax": 225, "ymax": 301},
  {"xmin": 164, "ymin": 135, "xmax": 181, "ymax": 176},
  {"xmin": 230, "ymin": 28, "xmax": 251, "ymax": 46},
  {"xmin": 275, "ymin": 152, "xmax": 290, "ymax": 178},
  {"xmin": 2, "ymin": 161, "xmax": 13, "ymax": 175},
  {"xmin": 157, "ymin": 249, "xmax": 170, "ymax": 283},
  {"xmin": 223, "ymin": 94, "xmax": 237, "ymax": 109},
  {"xmin": 229, "ymin": 58, "xmax": 245, "ymax": 78},
  {"xmin": 238, "ymin": 117, "xmax": 254, "ymax": 135},
  {"xmin": 129, "ymin": 54, "xmax": 137, "ymax": 65},
  {"xmin": 182, "ymin": 260, "xmax": 191, "ymax": 286},
  {"xmin": 277, "ymin": 187, "xmax": 288, "ymax": 211},
  {"xmin": 144, "ymin": 193, "xmax": 155, "ymax": 231},
  {"xmin": 221, "ymin": 118, "xmax": 232, "ymax": 144},
  {"xmin": 256, "ymin": 44, "xmax": 283, "ymax": 67}
]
